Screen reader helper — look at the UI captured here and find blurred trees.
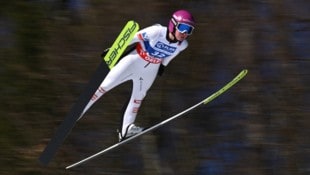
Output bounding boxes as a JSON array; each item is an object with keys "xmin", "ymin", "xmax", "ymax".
[{"xmin": 0, "ymin": 0, "xmax": 308, "ymax": 174}]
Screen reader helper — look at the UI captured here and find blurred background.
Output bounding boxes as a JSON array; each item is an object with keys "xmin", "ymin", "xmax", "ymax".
[{"xmin": 0, "ymin": 0, "xmax": 309, "ymax": 174}]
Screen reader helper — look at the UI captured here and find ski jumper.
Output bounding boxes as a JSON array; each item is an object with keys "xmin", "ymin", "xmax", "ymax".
[{"xmin": 82, "ymin": 24, "xmax": 188, "ymax": 136}]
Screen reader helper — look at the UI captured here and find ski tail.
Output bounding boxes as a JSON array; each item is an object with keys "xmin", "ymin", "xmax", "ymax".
[{"xmin": 39, "ymin": 61, "xmax": 110, "ymax": 165}]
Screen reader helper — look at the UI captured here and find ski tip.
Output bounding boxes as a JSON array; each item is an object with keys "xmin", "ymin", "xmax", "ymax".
[
  {"xmin": 236, "ymin": 69, "xmax": 248, "ymax": 80},
  {"xmin": 242, "ymin": 69, "xmax": 248, "ymax": 75},
  {"xmin": 125, "ymin": 20, "xmax": 140, "ymax": 29},
  {"xmin": 202, "ymin": 69, "xmax": 248, "ymax": 105}
]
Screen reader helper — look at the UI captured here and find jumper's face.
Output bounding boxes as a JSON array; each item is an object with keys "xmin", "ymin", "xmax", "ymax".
[{"xmin": 175, "ymin": 30, "xmax": 189, "ymax": 41}]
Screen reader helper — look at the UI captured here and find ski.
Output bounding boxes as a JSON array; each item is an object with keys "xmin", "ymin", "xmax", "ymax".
[
  {"xmin": 65, "ymin": 69, "xmax": 248, "ymax": 169},
  {"xmin": 104, "ymin": 20, "xmax": 139, "ymax": 69},
  {"xmin": 39, "ymin": 21, "xmax": 139, "ymax": 165}
]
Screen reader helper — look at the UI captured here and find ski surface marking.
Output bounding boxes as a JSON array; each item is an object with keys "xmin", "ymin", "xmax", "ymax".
[{"xmin": 104, "ymin": 20, "xmax": 139, "ymax": 68}]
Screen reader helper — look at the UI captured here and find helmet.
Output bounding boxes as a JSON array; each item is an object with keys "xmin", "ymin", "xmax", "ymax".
[{"xmin": 168, "ymin": 10, "xmax": 195, "ymax": 33}]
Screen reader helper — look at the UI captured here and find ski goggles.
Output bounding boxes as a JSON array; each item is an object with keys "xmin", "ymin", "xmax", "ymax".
[{"xmin": 176, "ymin": 23, "xmax": 194, "ymax": 35}]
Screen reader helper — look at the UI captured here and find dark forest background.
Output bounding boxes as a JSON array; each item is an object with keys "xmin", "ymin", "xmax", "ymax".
[{"xmin": 0, "ymin": 0, "xmax": 309, "ymax": 174}]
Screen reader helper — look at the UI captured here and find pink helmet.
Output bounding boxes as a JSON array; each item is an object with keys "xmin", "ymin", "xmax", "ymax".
[{"xmin": 168, "ymin": 10, "xmax": 195, "ymax": 33}]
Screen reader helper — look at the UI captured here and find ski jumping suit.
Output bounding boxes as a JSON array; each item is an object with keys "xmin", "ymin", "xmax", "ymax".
[{"xmin": 82, "ymin": 24, "xmax": 188, "ymax": 136}]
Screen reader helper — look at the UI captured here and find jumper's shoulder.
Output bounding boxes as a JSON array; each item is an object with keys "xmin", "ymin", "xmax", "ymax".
[
  {"xmin": 179, "ymin": 40, "xmax": 188, "ymax": 50},
  {"xmin": 151, "ymin": 23, "xmax": 165, "ymax": 28},
  {"xmin": 146, "ymin": 24, "xmax": 167, "ymax": 32}
]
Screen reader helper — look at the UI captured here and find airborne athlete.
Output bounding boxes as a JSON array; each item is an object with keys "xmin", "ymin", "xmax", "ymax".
[{"xmin": 81, "ymin": 10, "xmax": 196, "ymax": 141}]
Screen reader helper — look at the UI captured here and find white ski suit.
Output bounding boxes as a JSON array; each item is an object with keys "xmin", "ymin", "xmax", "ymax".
[{"xmin": 83, "ymin": 24, "xmax": 188, "ymax": 136}]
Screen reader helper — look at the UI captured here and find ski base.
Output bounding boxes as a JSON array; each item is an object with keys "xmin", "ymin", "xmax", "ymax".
[
  {"xmin": 65, "ymin": 69, "xmax": 248, "ymax": 169},
  {"xmin": 39, "ymin": 21, "xmax": 139, "ymax": 165}
]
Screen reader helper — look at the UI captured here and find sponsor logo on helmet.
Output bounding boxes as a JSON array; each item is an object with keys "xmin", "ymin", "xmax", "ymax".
[{"xmin": 173, "ymin": 15, "xmax": 193, "ymax": 24}]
